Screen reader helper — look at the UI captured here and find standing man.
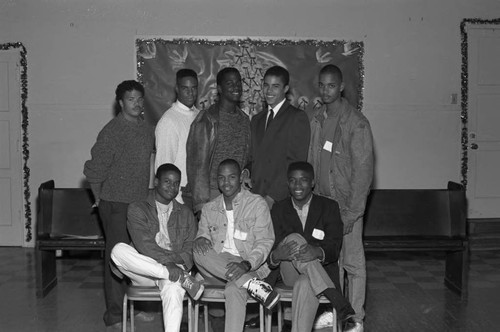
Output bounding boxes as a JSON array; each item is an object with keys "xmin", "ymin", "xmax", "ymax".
[
  {"xmin": 155, "ymin": 69, "xmax": 199, "ymax": 207},
  {"xmin": 186, "ymin": 67, "xmax": 251, "ymax": 213},
  {"xmin": 267, "ymin": 161, "xmax": 355, "ymax": 332},
  {"xmin": 308, "ymin": 64, "xmax": 374, "ymax": 332},
  {"xmin": 84, "ymin": 80, "xmax": 155, "ymax": 330},
  {"xmin": 193, "ymin": 159, "xmax": 280, "ymax": 332},
  {"xmin": 111, "ymin": 163, "xmax": 203, "ymax": 332},
  {"xmin": 246, "ymin": 66, "xmax": 310, "ymax": 209}
]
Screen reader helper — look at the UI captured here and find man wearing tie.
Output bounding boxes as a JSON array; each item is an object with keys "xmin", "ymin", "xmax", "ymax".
[{"xmin": 245, "ymin": 66, "xmax": 310, "ymax": 209}]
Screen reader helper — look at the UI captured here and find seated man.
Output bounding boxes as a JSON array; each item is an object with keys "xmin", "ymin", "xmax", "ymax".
[
  {"xmin": 111, "ymin": 163, "xmax": 203, "ymax": 332},
  {"xmin": 267, "ymin": 161, "xmax": 356, "ymax": 332},
  {"xmin": 193, "ymin": 159, "xmax": 280, "ymax": 332}
]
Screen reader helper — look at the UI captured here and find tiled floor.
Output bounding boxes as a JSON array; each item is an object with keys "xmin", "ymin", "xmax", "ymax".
[{"xmin": 0, "ymin": 248, "xmax": 499, "ymax": 331}]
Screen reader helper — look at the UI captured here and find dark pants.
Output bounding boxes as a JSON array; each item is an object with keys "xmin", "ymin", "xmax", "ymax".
[{"xmin": 99, "ymin": 200, "xmax": 131, "ymax": 326}]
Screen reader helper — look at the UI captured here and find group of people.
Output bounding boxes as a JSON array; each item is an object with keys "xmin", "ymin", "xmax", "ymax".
[{"xmin": 84, "ymin": 63, "xmax": 374, "ymax": 332}]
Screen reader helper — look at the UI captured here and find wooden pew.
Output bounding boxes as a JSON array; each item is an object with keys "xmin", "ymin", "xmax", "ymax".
[
  {"xmin": 36, "ymin": 180, "xmax": 105, "ymax": 298},
  {"xmin": 363, "ymin": 181, "xmax": 468, "ymax": 298}
]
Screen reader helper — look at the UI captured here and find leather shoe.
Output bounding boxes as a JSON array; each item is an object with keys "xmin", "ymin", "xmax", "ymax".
[{"xmin": 244, "ymin": 316, "xmax": 260, "ymax": 328}]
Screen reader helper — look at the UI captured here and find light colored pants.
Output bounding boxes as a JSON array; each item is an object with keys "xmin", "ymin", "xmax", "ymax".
[
  {"xmin": 279, "ymin": 233, "xmax": 336, "ymax": 332},
  {"xmin": 194, "ymin": 249, "xmax": 266, "ymax": 332},
  {"xmin": 339, "ymin": 220, "xmax": 366, "ymax": 322},
  {"xmin": 111, "ymin": 243, "xmax": 186, "ymax": 332}
]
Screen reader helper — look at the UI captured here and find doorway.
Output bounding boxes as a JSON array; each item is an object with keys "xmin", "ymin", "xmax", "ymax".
[
  {"xmin": 465, "ymin": 24, "xmax": 500, "ymax": 219},
  {"xmin": 0, "ymin": 49, "xmax": 23, "ymax": 246}
]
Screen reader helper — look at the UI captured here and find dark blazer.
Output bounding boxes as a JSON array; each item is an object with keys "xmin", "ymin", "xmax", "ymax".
[
  {"xmin": 266, "ymin": 194, "xmax": 344, "ymax": 290},
  {"xmin": 249, "ymin": 101, "xmax": 310, "ymax": 202}
]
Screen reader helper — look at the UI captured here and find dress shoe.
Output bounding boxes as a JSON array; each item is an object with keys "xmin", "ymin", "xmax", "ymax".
[
  {"xmin": 244, "ymin": 316, "xmax": 261, "ymax": 329},
  {"xmin": 344, "ymin": 320, "xmax": 363, "ymax": 332}
]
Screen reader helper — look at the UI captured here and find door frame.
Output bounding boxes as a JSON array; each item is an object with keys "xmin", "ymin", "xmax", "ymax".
[
  {"xmin": 460, "ymin": 19, "xmax": 500, "ymax": 188},
  {"xmin": 0, "ymin": 43, "xmax": 30, "ymax": 245}
]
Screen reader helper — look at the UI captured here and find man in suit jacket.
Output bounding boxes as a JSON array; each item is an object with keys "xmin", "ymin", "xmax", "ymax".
[
  {"xmin": 245, "ymin": 66, "xmax": 310, "ymax": 209},
  {"xmin": 267, "ymin": 161, "xmax": 356, "ymax": 332}
]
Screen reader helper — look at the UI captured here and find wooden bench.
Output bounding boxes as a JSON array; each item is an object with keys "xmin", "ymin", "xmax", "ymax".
[
  {"xmin": 363, "ymin": 181, "xmax": 468, "ymax": 298},
  {"xmin": 36, "ymin": 180, "xmax": 105, "ymax": 298}
]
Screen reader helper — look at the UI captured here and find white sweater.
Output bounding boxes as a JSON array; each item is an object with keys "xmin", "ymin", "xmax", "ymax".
[{"xmin": 155, "ymin": 101, "xmax": 199, "ymax": 203}]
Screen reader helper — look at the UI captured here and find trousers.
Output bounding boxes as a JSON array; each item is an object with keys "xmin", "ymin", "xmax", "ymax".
[
  {"xmin": 111, "ymin": 243, "xmax": 186, "ymax": 332},
  {"xmin": 99, "ymin": 200, "xmax": 131, "ymax": 326},
  {"xmin": 339, "ymin": 220, "xmax": 366, "ymax": 322},
  {"xmin": 279, "ymin": 233, "xmax": 338, "ymax": 332},
  {"xmin": 194, "ymin": 249, "xmax": 266, "ymax": 332}
]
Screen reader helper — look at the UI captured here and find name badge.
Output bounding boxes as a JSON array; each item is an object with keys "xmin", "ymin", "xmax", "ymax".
[
  {"xmin": 312, "ymin": 228, "xmax": 325, "ymax": 240},
  {"xmin": 323, "ymin": 141, "xmax": 333, "ymax": 152},
  {"xmin": 234, "ymin": 229, "xmax": 248, "ymax": 240}
]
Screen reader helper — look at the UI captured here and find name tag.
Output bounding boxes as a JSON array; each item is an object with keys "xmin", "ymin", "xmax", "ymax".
[
  {"xmin": 312, "ymin": 228, "xmax": 325, "ymax": 240},
  {"xmin": 323, "ymin": 141, "xmax": 333, "ymax": 152},
  {"xmin": 234, "ymin": 229, "xmax": 248, "ymax": 240}
]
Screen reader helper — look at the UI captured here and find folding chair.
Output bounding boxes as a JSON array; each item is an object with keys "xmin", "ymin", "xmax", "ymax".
[
  {"xmin": 193, "ymin": 282, "xmax": 265, "ymax": 332},
  {"xmin": 266, "ymin": 285, "xmax": 341, "ymax": 332},
  {"xmin": 110, "ymin": 262, "xmax": 193, "ymax": 332}
]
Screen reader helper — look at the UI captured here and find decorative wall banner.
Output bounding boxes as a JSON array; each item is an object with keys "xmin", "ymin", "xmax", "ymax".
[
  {"xmin": 136, "ymin": 37, "xmax": 364, "ymax": 125},
  {"xmin": 460, "ymin": 18, "xmax": 500, "ymax": 188},
  {"xmin": 0, "ymin": 42, "xmax": 31, "ymax": 242}
]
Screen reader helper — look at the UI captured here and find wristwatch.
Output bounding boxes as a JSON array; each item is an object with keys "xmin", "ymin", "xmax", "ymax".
[{"xmin": 241, "ymin": 260, "xmax": 252, "ymax": 271}]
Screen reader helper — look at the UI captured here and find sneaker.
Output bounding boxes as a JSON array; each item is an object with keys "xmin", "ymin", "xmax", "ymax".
[
  {"xmin": 181, "ymin": 273, "xmax": 204, "ymax": 300},
  {"xmin": 314, "ymin": 311, "xmax": 334, "ymax": 329},
  {"xmin": 246, "ymin": 278, "xmax": 280, "ymax": 310},
  {"xmin": 344, "ymin": 321, "xmax": 363, "ymax": 332}
]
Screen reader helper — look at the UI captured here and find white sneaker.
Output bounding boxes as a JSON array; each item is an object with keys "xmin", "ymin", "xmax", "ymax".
[
  {"xmin": 345, "ymin": 321, "xmax": 363, "ymax": 332},
  {"xmin": 246, "ymin": 278, "xmax": 280, "ymax": 310},
  {"xmin": 314, "ymin": 311, "xmax": 334, "ymax": 329}
]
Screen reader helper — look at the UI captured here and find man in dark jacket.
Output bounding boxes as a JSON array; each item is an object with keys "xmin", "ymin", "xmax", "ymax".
[
  {"xmin": 111, "ymin": 164, "xmax": 202, "ymax": 332},
  {"xmin": 245, "ymin": 66, "xmax": 310, "ymax": 209},
  {"xmin": 266, "ymin": 162, "xmax": 355, "ymax": 332},
  {"xmin": 186, "ymin": 67, "xmax": 251, "ymax": 213}
]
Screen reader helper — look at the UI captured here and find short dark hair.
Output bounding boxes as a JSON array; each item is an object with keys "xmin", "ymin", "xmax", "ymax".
[
  {"xmin": 115, "ymin": 80, "xmax": 144, "ymax": 103},
  {"xmin": 319, "ymin": 64, "xmax": 343, "ymax": 82},
  {"xmin": 156, "ymin": 163, "xmax": 181, "ymax": 179},
  {"xmin": 176, "ymin": 69, "xmax": 198, "ymax": 84},
  {"xmin": 218, "ymin": 158, "xmax": 241, "ymax": 174},
  {"xmin": 264, "ymin": 66, "xmax": 290, "ymax": 86},
  {"xmin": 287, "ymin": 161, "xmax": 315, "ymax": 179},
  {"xmin": 216, "ymin": 67, "xmax": 240, "ymax": 86}
]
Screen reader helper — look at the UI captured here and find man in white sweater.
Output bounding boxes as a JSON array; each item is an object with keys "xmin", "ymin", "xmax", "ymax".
[{"xmin": 155, "ymin": 69, "xmax": 200, "ymax": 208}]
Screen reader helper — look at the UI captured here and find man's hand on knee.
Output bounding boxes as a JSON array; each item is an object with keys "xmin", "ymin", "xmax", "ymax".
[
  {"xmin": 164, "ymin": 262, "xmax": 184, "ymax": 282},
  {"xmin": 225, "ymin": 261, "xmax": 250, "ymax": 281},
  {"xmin": 193, "ymin": 237, "xmax": 212, "ymax": 255},
  {"xmin": 295, "ymin": 243, "xmax": 323, "ymax": 263},
  {"xmin": 273, "ymin": 240, "xmax": 300, "ymax": 262}
]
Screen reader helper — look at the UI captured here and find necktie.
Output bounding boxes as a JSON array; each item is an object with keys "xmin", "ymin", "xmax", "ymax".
[{"xmin": 266, "ymin": 108, "xmax": 274, "ymax": 130}]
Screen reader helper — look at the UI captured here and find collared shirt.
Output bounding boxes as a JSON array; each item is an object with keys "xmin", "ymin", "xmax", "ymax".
[
  {"xmin": 221, "ymin": 200, "xmax": 240, "ymax": 256},
  {"xmin": 155, "ymin": 200, "xmax": 173, "ymax": 250},
  {"xmin": 266, "ymin": 98, "xmax": 286, "ymax": 126},
  {"xmin": 291, "ymin": 194, "xmax": 313, "ymax": 230}
]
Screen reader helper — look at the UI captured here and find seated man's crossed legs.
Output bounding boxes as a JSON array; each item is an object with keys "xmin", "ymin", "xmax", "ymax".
[
  {"xmin": 194, "ymin": 249, "xmax": 279, "ymax": 332},
  {"xmin": 111, "ymin": 242, "xmax": 203, "ymax": 332},
  {"xmin": 279, "ymin": 233, "xmax": 355, "ymax": 332}
]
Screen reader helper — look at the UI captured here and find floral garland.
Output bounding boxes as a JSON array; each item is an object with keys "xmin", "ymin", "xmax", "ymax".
[
  {"xmin": 0, "ymin": 42, "xmax": 31, "ymax": 242},
  {"xmin": 460, "ymin": 18, "xmax": 500, "ymax": 188},
  {"xmin": 136, "ymin": 37, "xmax": 365, "ymax": 113}
]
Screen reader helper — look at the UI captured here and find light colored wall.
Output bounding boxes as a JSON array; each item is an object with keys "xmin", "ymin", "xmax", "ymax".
[{"xmin": 1, "ymin": 0, "xmax": 499, "ymax": 245}]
